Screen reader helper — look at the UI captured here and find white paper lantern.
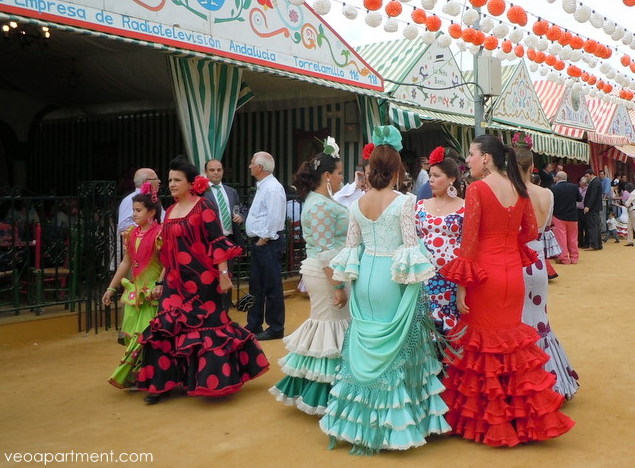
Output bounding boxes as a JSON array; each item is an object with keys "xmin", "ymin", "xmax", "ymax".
[
  {"xmin": 573, "ymin": 5, "xmax": 591, "ymax": 23},
  {"xmin": 612, "ymin": 27, "xmax": 625, "ymax": 42},
  {"xmin": 539, "ymin": 67, "xmax": 548, "ymax": 77},
  {"xmin": 606, "ymin": 69, "xmax": 616, "ymax": 80},
  {"xmin": 438, "ymin": 33, "xmax": 452, "ymax": 48},
  {"xmin": 365, "ymin": 12, "xmax": 382, "ymax": 28},
  {"xmin": 462, "ymin": 8, "xmax": 480, "ymax": 27},
  {"xmin": 523, "ymin": 34, "xmax": 538, "ymax": 49},
  {"xmin": 422, "ymin": 32, "xmax": 436, "ymax": 44},
  {"xmin": 600, "ymin": 63, "xmax": 611, "ymax": 74},
  {"xmin": 492, "ymin": 23, "xmax": 509, "ymax": 39},
  {"xmin": 342, "ymin": 4, "xmax": 357, "ymax": 20},
  {"xmin": 402, "ymin": 24, "xmax": 419, "ymax": 40},
  {"xmin": 288, "ymin": 0, "xmax": 305, "ymax": 5},
  {"xmin": 548, "ymin": 43, "xmax": 562, "ymax": 55},
  {"xmin": 587, "ymin": 58, "xmax": 597, "ymax": 68},
  {"xmin": 565, "ymin": 77, "xmax": 574, "ymax": 87},
  {"xmin": 312, "ymin": 0, "xmax": 331, "ymax": 15},
  {"xmin": 559, "ymin": 46, "xmax": 572, "ymax": 61},
  {"xmin": 480, "ymin": 17, "xmax": 494, "ymax": 33},
  {"xmin": 384, "ymin": 18, "xmax": 399, "ymax": 33},
  {"xmin": 547, "ymin": 72, "xmax": 558, "ymax": 82},
  {"xmin": 589, "ymin": 12, "xmax": 603, "ymax": 29},
  {"xmin": 546, "ymin": 0, "xmax": 556, "ymax": 3},
  {"xmin": 509, "ymin": 28, "xmax": 524, "ymax": 43},
  {"xmin": 494, "ymin": 50, "xmax": 506, "ymax": 60},
  {"xmin": 589, "ymin": 89, "xmax": 597, "ymax": 98},
  {"xmin": 603, "ymin": 20, "xmax": 615, "ymax": 35},
  {"xmin": 469, "ymin": 45, "xmax": 480, "ymax": 56},
  {"xmin": 456, "ymin": 40, "xmax": 467, "ymax": 52},
  {"xmin": 561, "ymin": 0, "xmax": 576, "ymax": 15},
  {"xmin": 420, "ymin": 0, "xmax": 437, "ymax": 10},
  {"xmin": 569, "ymin": 50, "xmax": 581, "ymax": 62},
  {"xmin": 631, "ymin": 42, "xmax": 635, "ymax": 51},
  {"xmin": 622, "ymin": 32, "xmax": 633, "ymax": 46},
  {"xmin": 556, "ymin": 76, "xmax": 565, "ymax": 85},
  {"xmin": 529, "ymin": 62, "xmax": 539, "ymax": 73},
  {"xmin": 536, "ymin": 38, "xmax": 549, "ymax": 52},
  {"xmin": 442, "ymin": 0, "xmax": 461, "ymax": 17}
]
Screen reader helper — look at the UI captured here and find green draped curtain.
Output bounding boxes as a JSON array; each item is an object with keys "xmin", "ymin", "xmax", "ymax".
[
  {"xmin": 356, "ymin": 96, "xmax": 383, "ymax": 144},
  {"xmin": 168, "ymin": 57, "xmax": 254, "ymax": 171}
]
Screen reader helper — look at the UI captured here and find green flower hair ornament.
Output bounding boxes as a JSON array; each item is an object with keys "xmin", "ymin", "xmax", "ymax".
[{"xmin": 372, "ymin": 125, "xmax": 403, "ymax": 152}]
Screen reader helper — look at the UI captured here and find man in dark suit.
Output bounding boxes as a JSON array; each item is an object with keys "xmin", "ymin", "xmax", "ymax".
[
  {"xmin": 204, "ymin": 159, "xmax": 246, "ymax": 310},
  {"xmin": 582, "ymin": 168, "xmax": 603, "ymax": 251},
  {"xmin": 551, "ymin": 171, "xmax": 582, "ymax": 264}
]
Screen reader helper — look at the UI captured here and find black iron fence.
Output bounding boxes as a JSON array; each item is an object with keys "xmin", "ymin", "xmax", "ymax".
[{"xmin": 0, "ymin": 183, "xmax": 305, "ymax": 333}]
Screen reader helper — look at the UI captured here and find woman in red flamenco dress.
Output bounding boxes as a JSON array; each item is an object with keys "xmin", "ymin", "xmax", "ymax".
[
  {"xmin": 439, "ymin": 135, "xmax": 574, "ymax": 446},
  {"xmin": 137, "ymin": 156, "xmax": 269, "ymax": 404}
]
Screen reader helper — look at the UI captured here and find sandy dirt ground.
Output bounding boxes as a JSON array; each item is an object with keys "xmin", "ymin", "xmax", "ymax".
[{"xmin": 0, "ymin": 240, "xmax": 633, "ymax": 468}]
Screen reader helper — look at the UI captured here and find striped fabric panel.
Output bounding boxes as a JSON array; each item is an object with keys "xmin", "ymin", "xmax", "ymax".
[
  {"xmin": 552, "ymin": 124, "xmax": 585, "ymax": 139},
  {"xmin": 356, "ymin": 96, "xmax": 383, "ymax": 143},
  {"xmin": 534, "ymin": 80, "xmax": 564, "ymax": 121},
  {"xmin": 389, "ymin": 103, "xmax": 423, "ymax": 131},
  {"xmin": 169, "ymin": 57, "xmax": 245, "ymax": 171},
  {"xmin": 586, "ymin": 97, "xmax": 616, "ymax": 134}
]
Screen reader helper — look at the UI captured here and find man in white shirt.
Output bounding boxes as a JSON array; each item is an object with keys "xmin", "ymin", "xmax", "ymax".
[
  {"xmin": 117, "ymin": 168, "xmax": 162, "ymax": 236},
  {"xmin": 204, "ymin": 159, "xmax": 246, "ymax": 310},
  {"xmin": 244, "ymin": 152, "xmax": 287, "ymax": 340}
]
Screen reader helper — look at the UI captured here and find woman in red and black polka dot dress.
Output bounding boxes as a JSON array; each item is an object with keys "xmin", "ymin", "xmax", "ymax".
[
  {"xmin": 137, "ymin": 156, "xmax": 269, "ymax": 404},
  {"xmin": 414, "ymin": 147, "xmax": 465, "ymax": 337}
]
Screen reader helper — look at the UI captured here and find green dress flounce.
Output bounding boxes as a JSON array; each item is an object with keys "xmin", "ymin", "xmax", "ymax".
[
  {"xmin": 108, "ymin": 225, "xmax": 162, "ymax": 389},
  {"xmin": 270, "ymin": 192, "xmax": 350, "ymax": 414},
  {"xmin": 319, "ymin": 194, "xmax": 450, "ymax": 454}
]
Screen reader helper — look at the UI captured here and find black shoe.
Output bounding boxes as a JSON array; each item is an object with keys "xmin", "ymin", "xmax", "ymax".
[
  {"xmin": 144, "ymin": 393, "xmax": 162, "ymax": 405},
  {"xmin": 625, "ymin": 243, "xmax": 634, "ymax": 247},
  {"xmin": 255, "ymin": 330, "xmax": 284, "ymax": 341},
  {"xmin": 615, "ymin": 240, "xmax": 620, "ymax": 243},
  {"xmin": 117, "ymin": 337, "xmax": 126, "ymax": 346}
]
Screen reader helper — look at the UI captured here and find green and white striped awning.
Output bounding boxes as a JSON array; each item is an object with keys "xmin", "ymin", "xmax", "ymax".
[
  {"xmin": 491, "ymin": 123, "xmax": 590, "ymax": 162},
  {"xmin": 0, "ymin": 12, "xmax": 385, "ymax": 100},
  {"xmin": 388, "ymin": 102, "xmax": 475, "ymax": 131}
]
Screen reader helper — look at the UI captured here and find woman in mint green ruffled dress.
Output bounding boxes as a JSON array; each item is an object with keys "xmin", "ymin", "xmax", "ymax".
[
  {"xmin": 103, "ymin": 185, "xmax": 163, "ymax": 389},
  {"xmin": 269, "ymin": 138, "xmax": 350, "ymax": 415},
  {"xmin": 319, "ymin": 126, "xmax": 451, "ymax": 455}
]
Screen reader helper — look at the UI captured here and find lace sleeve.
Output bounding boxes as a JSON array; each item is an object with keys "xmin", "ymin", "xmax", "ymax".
[
  {"xmin": 518, "ymin": 197, "xmax": 539, "ymax": 266},
  {"xmin": 329, "ymin": 210, "xmax": 362, "ymax": 282},
  {"xmin": 399, "ymin": 194, "xmax": 419, "ymax": 248},
  {"xmin": 439, "ymin": 183, "xmax": 487, "ymax": 286},
  {"xmin": 391, "ymin": 195, "xmax": 435, "ymax": 284},
  {"xmin": 306, "ymin": 198, "xmax": 347, "ymax": 267}
]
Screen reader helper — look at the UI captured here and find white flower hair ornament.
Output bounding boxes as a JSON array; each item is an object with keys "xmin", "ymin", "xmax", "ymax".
[{"xmin": 323, "ymin": 136, "xmax": 340, "ymax": 159}]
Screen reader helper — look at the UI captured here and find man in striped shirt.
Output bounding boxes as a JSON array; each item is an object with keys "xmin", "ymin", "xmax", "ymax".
[{"xmin": 245, "ymin": 152, "xmax": 287, "ymax": 341}]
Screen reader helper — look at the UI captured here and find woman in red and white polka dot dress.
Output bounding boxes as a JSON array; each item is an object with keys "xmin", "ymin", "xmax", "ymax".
[
  {"xmin": 136, "ymin": 156, "xmax": 269, "ymax": 404},
  {"xmin": 414, "ymin": 147, "xmax": 465, "ymax": 336}
]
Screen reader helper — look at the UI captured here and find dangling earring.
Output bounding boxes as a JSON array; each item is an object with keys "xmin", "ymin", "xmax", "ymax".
[
  {"xmin": 447, "ymin": 185, "xmax": 458, "ymax": 198},
  {"xmin": 326, "ymin": 179, "xmax": 333, "ymax": 198}
]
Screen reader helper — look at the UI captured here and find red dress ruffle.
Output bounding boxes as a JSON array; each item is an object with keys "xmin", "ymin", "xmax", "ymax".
[
  {"xmin": 442, "ymin": 321, "xmax": 574, "ymax": 447},
  {"xmin": 440, "ymin": 257, "xmax": 488, "ymax": 287}
]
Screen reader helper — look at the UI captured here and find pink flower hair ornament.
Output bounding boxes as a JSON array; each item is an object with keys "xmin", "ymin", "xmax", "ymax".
[
  {"xmin": 428, "ymin": 146, "xmax": 446, "ymax": 165},
  {"xmin": 192, "ymin": 175, "xmax": 209, "ymax": 196},
  {"xmin": 139, "ymin": 181, "xmax": 158, "ymax": 203},
  {"xmin": 512, "ymin": 132, "xmax": 533, "ymax": 150}
]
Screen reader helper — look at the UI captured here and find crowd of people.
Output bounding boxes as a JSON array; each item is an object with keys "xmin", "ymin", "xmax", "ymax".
[{"xmin": 102, "ymin": 125, "xmax": 635, "ymax": 454}]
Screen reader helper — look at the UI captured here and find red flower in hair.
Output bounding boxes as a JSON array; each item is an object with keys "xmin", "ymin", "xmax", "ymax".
[
  {"xmin": 192, "ymin": 175, "xmax": 209, "ymax": 196},
  {"xmin": 429, "ymin": 146, "xmax": 446, "ymax": 165},
  {"xmin": 362, "ymin": 143, "xmax": 375, "ymax": 160}
]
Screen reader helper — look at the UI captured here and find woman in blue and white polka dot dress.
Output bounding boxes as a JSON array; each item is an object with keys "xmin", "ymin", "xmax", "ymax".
[{"xmin": 414, "ymin": 147, "xmax": 465, "ymax": 336}]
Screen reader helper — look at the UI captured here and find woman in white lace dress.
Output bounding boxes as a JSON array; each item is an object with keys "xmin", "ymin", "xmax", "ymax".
[
  {"xmin": 516, "ymin": 144, "xmax": 579, "ymax": 400},
  {"xmin": 319, "ymin": 126, "xmax": 449, "ymax": 455}
]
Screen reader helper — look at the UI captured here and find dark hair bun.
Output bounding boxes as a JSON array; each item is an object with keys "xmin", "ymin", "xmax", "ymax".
[{"xmin": 368, "ymin": 145, "xmax": 404, "ymax": 190}]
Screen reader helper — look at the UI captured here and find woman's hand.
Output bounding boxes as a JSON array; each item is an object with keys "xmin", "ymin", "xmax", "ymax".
[
  {"xmin": 102, "ymin": 289, "xmax": 114, "ymax": 307},
  {"xmin": 219, "ymin": 273, "xmax": 233, "ymax": 293},
  {"xmin": 333, "ymin": 288, "xmax": 348, "ymax": 309},
  {"xmin": 456, "ymin": 285, "xmax": 469, "ymax": 315},
  {"xmin": 151, "ymin": 285, "xmax": 163, "ymax": 300}
]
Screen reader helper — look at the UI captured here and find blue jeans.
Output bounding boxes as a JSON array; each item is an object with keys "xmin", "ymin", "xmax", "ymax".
[{"xmin": 246, "ymin": 236, "xmax": 286, "ymax": 334}]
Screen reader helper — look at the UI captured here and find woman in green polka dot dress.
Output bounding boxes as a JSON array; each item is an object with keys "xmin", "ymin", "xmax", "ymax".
[{"xmin": 269, "ymin": 141, "xmax": 350, "ymax": 415}]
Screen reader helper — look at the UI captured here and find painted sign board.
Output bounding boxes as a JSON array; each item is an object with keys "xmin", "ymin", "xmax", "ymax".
[
  {"xmin": 491, "ymin": 61, "xmax": 551, "ymax": 133},
  {"xmin": 0, "ymin": 0, "xmax": 383, "ymax": 91},
  {"xmin": 610, "ymin": 104, "xmax": 635, "ymax": 143},
  {"xmin": 391, "ymin": 41, "xmax": 474, "ymax": 116},
  {"xmin": 553, "ymin": 85, "xmax": 595, "ymax": 130}
]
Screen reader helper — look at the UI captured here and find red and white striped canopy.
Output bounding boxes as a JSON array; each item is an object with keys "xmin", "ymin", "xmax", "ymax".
[
  {"xmin": 586, "ymin": 98, "xmax": 629, "ymax": 146},
  {"xmin": 534, "ymin": 80, "xmax": 589, "ymax": 140}
]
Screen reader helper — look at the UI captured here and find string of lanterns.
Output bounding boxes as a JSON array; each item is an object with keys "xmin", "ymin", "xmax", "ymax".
[{"xmin": 304, "ymin": 0, "xmax": 635, "ymax": 107}]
